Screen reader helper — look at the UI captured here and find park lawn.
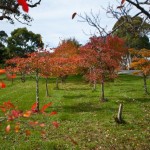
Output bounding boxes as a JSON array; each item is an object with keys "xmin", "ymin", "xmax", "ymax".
[{"xmin": 0, "ymin": 74, "xmax": 150, "ymax": 150}]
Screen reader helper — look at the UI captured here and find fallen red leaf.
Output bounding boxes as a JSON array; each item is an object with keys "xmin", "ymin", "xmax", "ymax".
[
  {"xmin": 39, "ymin": 123, "xmax": 45, "ymax": 127},
  {"xmin": 29, "ymin": 121, "xmax": 39, "ymax": 126},
  {"xmin": 25, "ymin": 130, "xmax": 31, "ymax": 136},
  {"xmin": 52, "ymin": 121, "xmax": 59, "ymax": 128},
  {"xmin": 15, "ymin": 124, "xmax": 20, "ymax": 133},
  {"xmin": 5, "ymin": 124, "xmax": 10, "ymax": 133},
  {"xmin": 23, "ymin": 110, "xmax": 32, "ymax": 117}
]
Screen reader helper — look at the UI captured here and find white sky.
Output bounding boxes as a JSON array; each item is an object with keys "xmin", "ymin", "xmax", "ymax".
[{"xmin": 0, "ymin": 0, "xmax": 119, "ymax": 48}]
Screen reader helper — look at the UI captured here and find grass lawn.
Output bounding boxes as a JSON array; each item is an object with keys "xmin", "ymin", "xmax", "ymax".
[{"xmin": 0, "ymin": 74, "xmax": 150, "ymax": 150}]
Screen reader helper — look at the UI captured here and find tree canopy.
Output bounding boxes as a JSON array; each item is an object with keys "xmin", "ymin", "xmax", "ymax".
[
  {"xmin": 7, "ymin": 27, "xmax": 44, "ymax": 57},
  {"xmin": 113, "ymin": 16, "xmax": 150, "ymax": 49}
]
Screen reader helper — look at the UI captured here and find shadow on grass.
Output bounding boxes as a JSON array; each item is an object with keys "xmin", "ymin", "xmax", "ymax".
[
  {"xmin": 61, "ymin": 102, "xmax": 116, "ymax": 113},
  {"xmin": 63, "ymin": 94, "xmax": 86, "ymax": 99},
  {"xmin": 62, "ymin": 102, "xmax": 101, "ymax": 113},
  {"xmin": 121, "ymin": 97, "xmax": 150, "ymax": 103}
]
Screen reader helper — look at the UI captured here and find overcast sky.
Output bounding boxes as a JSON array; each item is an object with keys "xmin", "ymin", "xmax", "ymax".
[{"xmin": 0, "ymin": 0, "xmax": 118, "ymax": 48}]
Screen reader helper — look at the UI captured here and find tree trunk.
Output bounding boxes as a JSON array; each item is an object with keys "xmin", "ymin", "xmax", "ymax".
[
  {"xmin": 93, "ymin": 80, "xmax": 96, "ymax": 91},
  {"xmin": 56, "ymin": 77, "xmax": 59, "ymax": 89},
  {"xmin": 21, "ymin": 72, "xmax": 26, "ymax": 83},
  {"xmin": 100, "ymin": 80, "xmax": 105, "ymax": 102},
  {"xmin": 35, "ymin": 69, "xmax": 40, "ymax": 112},
  {"xmin": 45, "ymin": 77, "xmax": 49, "ymax": 97},
  {"xmin": 143, "ymin": 75, "xmax": 148, "ymax": 94},
  {"xmin": 11, "ymin": 73, "xmax": 14, "ymax": 84}
]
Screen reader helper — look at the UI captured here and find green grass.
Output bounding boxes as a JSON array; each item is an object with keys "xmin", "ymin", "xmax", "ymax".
[{"xmin": 0, "ymin": 74, "xmax": 150, "ymax": 149}]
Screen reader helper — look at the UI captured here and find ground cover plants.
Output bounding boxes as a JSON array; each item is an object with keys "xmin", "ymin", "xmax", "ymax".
[{"xmin": 0, "ymin": 74, "xmax": 150, "ymax": 149}]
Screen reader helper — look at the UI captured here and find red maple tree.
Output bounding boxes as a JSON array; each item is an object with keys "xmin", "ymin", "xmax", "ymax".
[{"xmin": 79, "ymin": 36, "xmax": 127, "ymax": 102}]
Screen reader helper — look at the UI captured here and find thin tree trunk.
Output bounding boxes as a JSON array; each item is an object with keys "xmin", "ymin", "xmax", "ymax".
[
  {"xmin": 93, "ymin": 80, "xmax": 96, "ymax": 91},
  {"xmin": 35, "ymin": 69, "xmax": 40, "ymax": 112},
  {"xmin": 11, "ymin": 73, "xmax": 14, "ymax": 84},
  {"xmin": 101, "ymin": 80, "xmax": 105, "ymax": 102},
  {"xmin": 143, "ymin": 75, "xmax": 148, "ymax": 94},
  {"xmin": 45, "ymin": 77, "xmax": 49, "ymax": 97},
  {"xmin": 56, "ymin": 77, "xmax": 59, "ymax": 89}
]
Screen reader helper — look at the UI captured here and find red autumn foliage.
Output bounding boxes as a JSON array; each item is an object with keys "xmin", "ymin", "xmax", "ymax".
[
  {"xmin": 0, "ymin": 101, "xmax": 59, "ymax": 135},
  {"xmin": 50, "ymin": 111, "xmax": 57, "ymax": 116},
  {"xmin": 79, "ymin": 36, "xmax": 127, "ymax": 101},
  {"xmin": 0, "ymin": 81, "xmax": 6, "ymax": 88},
  {"xmin": 0, "ymin": 69, "xmax": 6, "ymax": 75}
]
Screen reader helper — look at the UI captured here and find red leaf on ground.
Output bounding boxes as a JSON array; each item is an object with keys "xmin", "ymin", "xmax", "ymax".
[
  {"xmin": 5, "ymin": 124, "xmax": 10, "ymax": 133},
  {"xmin": 3, "ymin": 101, "xmax": 15, "ymax": 109},
  {"xmin": 25, "ymin": 130, "xmax": 31, "ymax": 136},
  {"xmin": 52, "ymin": 121, "xmax": 59, "ymax": 128},
  {"xmin": 23, "ymin": 110, "xmax": 32, "ymax": 117},
  {"xmin": 29, "ymin": 121, "xmax": 39, "ymax": 126},
  {"xmin": 39, "ymin": 123, "xmax": 45, "ymax": 127},
  {"xmin": 15, "ymin": 124, "xmax": 20, "ymax": 133}
]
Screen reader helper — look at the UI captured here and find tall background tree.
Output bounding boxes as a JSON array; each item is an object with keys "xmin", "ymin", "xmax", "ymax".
[
  {"xmin": 113, "ymin": 16, "xmax": 150, "ymax": 49},
  {"xmin": 7, "ymin": 27, "xmax": 44, "ymax": 57}
]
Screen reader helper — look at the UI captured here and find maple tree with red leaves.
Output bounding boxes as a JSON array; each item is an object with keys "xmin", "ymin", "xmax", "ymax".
[{"xmin": 79, "ymin": 36, "xmax": 127, "ymax": 102}]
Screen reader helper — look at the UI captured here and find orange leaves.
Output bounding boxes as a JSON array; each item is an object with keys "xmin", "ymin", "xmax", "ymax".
[
  {"xmin": 40, "ymin": 102, "xmax": 52, "ymax": 113},
  {"xmin": 5, "ymin": 125, "xmax": 11, "ymax": 133},
  {"xmin": 23, "ymin": 110, "xmax": 32, "ymax": 118},
  {"xmin": 0, "ymin": 101, "xmax": 15, "ymax": 112},
  {"xmin": 17, "ymin": 0, "xmax": 29, "ymax": 13},
  {"xmin": 25, "ymin": 130, "xmax": 31, "ymax": 136},
  {"xmin": 15, "ymin": 123, "xmax": 20, "ymax": 133},
  {"xmin": 130, "ymin": 48, "xmax": 150, "ymax": 76}
]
